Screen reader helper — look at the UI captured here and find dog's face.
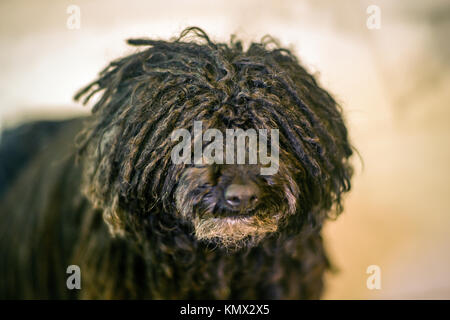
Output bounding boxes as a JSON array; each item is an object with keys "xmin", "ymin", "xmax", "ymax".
[{"xmin": 76, "ymin": 28, "xmax": 353, "ymax": 250}]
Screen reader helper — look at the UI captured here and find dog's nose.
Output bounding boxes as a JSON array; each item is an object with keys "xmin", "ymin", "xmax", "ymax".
[{"xmin": 224, "ymin": 183, "xmax": 260, "ymax": 211}]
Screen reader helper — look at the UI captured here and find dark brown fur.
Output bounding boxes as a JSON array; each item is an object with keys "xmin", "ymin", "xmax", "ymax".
[{"xmin": 0, "ymin": 28, "xmax": 353, "ymax": 299}]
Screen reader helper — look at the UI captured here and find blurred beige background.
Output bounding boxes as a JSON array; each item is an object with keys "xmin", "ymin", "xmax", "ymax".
[{"xmin": 1, "ymin": 0, "xmax": 449, "ymax": 299}]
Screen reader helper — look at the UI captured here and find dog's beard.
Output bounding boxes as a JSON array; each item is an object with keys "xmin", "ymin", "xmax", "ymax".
[
  {"xmin": 176, "ymin": 188, "xmax": 286, "ymax": 249},
  {"xmin": 192, "ymin": 213, "xmax": 281, "ymax": 249}
]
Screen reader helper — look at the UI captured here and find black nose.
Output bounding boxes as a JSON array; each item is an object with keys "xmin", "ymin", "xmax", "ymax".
[{"xmin": 224, "ymin": 183, "xmax": 260, "ymax": 212}]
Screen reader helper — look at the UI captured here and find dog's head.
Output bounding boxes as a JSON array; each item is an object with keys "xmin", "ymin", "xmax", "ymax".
[{"xmin": 76, "ymin": 27, "xmax": 353, "ymax": 249}]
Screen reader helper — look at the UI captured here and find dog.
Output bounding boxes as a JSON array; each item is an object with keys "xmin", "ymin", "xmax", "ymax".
[{"xmin": 0, "ymin": 27, "xmax": 353, "ymax": 299}]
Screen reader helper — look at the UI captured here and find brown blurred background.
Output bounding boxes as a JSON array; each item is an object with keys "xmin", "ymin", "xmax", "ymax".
[{"xmin": 1, "ymin": 0, "xmax": 449, "ymax": 299}]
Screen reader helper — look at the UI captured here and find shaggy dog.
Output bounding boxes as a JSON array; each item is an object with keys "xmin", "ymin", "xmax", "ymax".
[{"xmin": 0, "ymin": 27, "xmax": 353, "ymax": 299}]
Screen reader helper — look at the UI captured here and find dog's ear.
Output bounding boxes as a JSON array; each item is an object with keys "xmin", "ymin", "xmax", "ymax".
[
  {"xmin": 79, "ymin": 120, "xmax": 169, "ymax": 237},
  {"xmin": 266, "ymin": 49, "xmax": 354, "ymax": 217},
  {"xmin": 102, "ymin": 195, "xmax": 128, "ymax": 237}
]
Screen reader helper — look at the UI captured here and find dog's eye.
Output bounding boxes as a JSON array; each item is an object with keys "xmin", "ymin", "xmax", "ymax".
[
  {"xmin": 208, "ymin": 165, "xmax": 222, "ymax": 183},
  {"xmin": 249, "ymin": 79, "xmax": 266, "ymax": 88},
  {"xmin": 262, "ymin": 175, "xmax": 276, "ymax": 186}
]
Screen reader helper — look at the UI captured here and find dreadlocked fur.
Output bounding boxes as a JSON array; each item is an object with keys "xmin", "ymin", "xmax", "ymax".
[{"xmin": 0, "ymin": 27, "xmax": 353, "ymax": 299}]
